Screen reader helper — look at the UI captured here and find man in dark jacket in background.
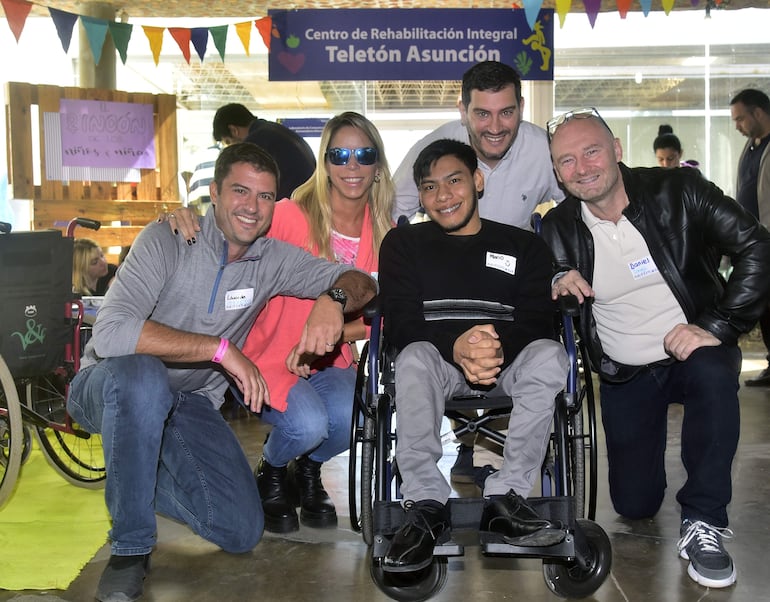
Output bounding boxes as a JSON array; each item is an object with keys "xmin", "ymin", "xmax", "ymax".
[{"xmin": 541, "ymin": 108, "xmax": 770, "ymax": 590}]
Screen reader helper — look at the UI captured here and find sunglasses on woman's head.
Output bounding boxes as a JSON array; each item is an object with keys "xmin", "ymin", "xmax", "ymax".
[{"xmin": 326, "ymin": 147, "xmax": 378, "ymax": 166}]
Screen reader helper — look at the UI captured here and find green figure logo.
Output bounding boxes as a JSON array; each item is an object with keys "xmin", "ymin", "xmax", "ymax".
[{"xmin": 11, "ymin": 318, "xmax": 46, "ymax": 350}]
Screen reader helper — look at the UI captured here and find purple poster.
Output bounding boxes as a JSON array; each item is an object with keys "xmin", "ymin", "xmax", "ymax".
[{"xmin": 59, "ymin": 99, "xmax": 156, "ymax": 169}]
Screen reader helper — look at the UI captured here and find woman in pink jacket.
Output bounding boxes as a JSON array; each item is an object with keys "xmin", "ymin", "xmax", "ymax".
[{"xmin": 248, "ymin": 113, "xmax": 392, "ymax": 533}]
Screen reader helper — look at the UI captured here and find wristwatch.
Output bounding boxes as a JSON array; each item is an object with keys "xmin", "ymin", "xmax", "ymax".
[{"xmin": 325, "ymin": 287, "xmax": 348, "ymax": 311}]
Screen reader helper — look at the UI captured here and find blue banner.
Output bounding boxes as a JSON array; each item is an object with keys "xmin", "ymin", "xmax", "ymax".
[{"xmin": 268, "ymin": 9, "xmax": 554, "ymax": 82}]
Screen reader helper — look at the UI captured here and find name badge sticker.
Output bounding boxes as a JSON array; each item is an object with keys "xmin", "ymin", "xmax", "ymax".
[
  {"xmin": 225, "ymin": 288, "xmax": 254, "ymax": 311},
  {"xmin": 628, "ymin": 256, "xmax": 659, "ymax": 280},
  {"xmin": 486, "ymin": 251, "xmax": 517, "ymax": 276}
]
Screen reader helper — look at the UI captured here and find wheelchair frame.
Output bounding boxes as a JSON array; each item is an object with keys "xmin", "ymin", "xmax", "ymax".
[
  {"xmin": 1, "ymin": 218, "xmax": 107, "ymax": 509},
  {"xmin": 348, "ymin": 300, "xmax": 610, "ymax": 601}
]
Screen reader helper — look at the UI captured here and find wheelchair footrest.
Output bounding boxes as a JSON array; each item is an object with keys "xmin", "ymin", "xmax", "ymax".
[{"xmin": 480, "ymin": 530, "xmax": 576, "ymax": 559}]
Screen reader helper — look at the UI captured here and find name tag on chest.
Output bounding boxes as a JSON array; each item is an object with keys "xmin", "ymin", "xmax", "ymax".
[
  {"xmin": 628, "ymin": 256, "xmax": 658, "ymax": 280},
  {"xmin": 486, "ymin": 251, "xmax": 517, "ymax": 276},
  {"xmin": 225, "ymin": 288, "xmax": 254, "ymax": 310}
]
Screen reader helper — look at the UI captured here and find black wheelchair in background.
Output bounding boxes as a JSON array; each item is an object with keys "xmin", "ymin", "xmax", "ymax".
[
  {"xmin": 347, "ymin": 294, "xmax": 610, "ymax": 601},
  {"xmin": 0, "ymin": 218, "xmax": 107, "ymax": 509}
]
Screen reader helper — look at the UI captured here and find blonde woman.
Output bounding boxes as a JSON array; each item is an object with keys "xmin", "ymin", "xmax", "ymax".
[{"xmin": 72, "ymin": 238, "xmax": 109, "ymax": 295}]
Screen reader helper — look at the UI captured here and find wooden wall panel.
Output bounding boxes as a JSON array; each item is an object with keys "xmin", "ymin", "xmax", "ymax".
[{"xmin": 5, "ymin": 82, "xmax": 181, "ymax": 251}]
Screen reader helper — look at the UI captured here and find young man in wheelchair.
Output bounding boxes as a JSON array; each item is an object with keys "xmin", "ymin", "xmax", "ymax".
[{"xmin": 377, "ymin": 139, "xmax": 570, "ymax": 572}]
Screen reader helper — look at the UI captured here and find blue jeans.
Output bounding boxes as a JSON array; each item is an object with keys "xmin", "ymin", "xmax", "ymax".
[
  {"xmin": 67, "ymin": 355, "xmax": 263, "ymax": 556},
  {"xmin": 259, "ymin": 366, "xmax": 356, "ymax": 467},
  {"xmin": 599, "ymin": 345, "xmax": 741, "ymax": 527}
]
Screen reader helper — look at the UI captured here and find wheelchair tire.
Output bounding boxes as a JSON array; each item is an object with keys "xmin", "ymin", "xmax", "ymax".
[
  {"xmin": 0, "ymin": 355, "xmax": 23, "ymax": 508},
  {"xmin": 542, "ymin": 519, "xmax": 612, "ymax": 599},
  {"xmin": 24, "ymin": 374, "xmax": 106, "ymax": 488},
  {"xmin": 370, "ymin": 556, "xmax": 448, "ymax": 602}
]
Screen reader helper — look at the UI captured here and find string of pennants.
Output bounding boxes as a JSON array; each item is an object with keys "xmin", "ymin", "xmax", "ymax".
[
  {"xmin": 0, "ymin": 0, "xmax": 729, "ymax": 66},
  {"xmin": 0, "ymin": 0, "xmax": 275, "ymax": 66}
]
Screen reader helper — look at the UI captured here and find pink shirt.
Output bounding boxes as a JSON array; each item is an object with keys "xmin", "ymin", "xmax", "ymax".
[{"xmin": 241, "ymin": 199, "xmax": 378, "ymax": 412}]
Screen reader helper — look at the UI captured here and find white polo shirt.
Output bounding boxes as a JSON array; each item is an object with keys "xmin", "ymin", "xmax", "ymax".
[{"xmin": 582, "ymin": 203, "xmax": 686, "ymax": 365}]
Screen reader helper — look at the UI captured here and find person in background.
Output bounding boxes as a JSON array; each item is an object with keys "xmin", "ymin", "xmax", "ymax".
[
  {"xmin": 392, "ymin": 60, "xmax": 565, "ymax": 482},
  {"xmin": 94, "ymin": 246, "xmax": 131, "ymax": 297},
  {"xmin": 541, "ymin": 107, "xmax": 770, "ymax": 589},
  {"xmin": 379, "ymin": 139, "xmax": 568, "ymax": 573},
  {"xmin": 72, "ymin": 238, "xmax": 109, "ymax": 296},
  {"xmin": 212, "ymin": 103, "xmax": 316, "ymax": 202},
  {"xmin": 730, "ymin": 88, "xmax": 770, "ymax": 386},
  {"xmin": 67, "ymin": 142, "xmax": 377, "ymax": 602},
  {"xmin": 170, "ymin": 112, "xmax": 394, "ymax": 534},
  {"xmin": 186, "ymin": 142, "xmax": 222, "ymax": 215},
  {"xmin": 653, "ymin": 124, "xmax": 699, "ymax": 170}
]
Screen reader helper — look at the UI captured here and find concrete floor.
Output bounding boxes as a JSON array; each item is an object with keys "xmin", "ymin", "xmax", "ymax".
[{"xmin": 2, "ymin": 342, "xmax": 770, "ymax": 602}]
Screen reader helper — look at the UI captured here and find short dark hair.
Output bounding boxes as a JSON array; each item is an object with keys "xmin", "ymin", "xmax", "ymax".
[
  {"xmin": 213, "ymin": 142, "xmax": 280, "ymax": 194},
  {"xmin": 461, "ymin": 61, "xmax": 522, "ymax": 108},
  {"xmin": 212, "ymin": 103, "xmax": 256, "ymax": 141},
  {"xmin": 653, "ymin": 124, "xmax": 682, "ymax": 153},
  {"xmin": 413, "ymin": 139, "xmax": 478, "ymax": 187},
  {"xmin": 730, "ymin": 89, "xmax": 770, "ymax": 115}
]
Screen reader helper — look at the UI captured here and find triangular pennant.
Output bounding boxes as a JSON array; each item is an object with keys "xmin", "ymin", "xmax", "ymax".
[
  {"xmin": 142, "ymin": 25, "xmax": 165, "ymax": 66},
  {"xmin": 640, "ymin": 0, "xmax": 652, "ymax": 16},
  {"xmin": 108, "ymin": 21, "xmax": 133, "ymax": 65},
  {"xmin": 616, "ymin": 0, "xmax": 633, "ymax": 18},
  {"xmin": 522, "ymin": 0, "xmax": 544, "ymax": 31},
  {"xmin": 48, "ymin": 8, "xmax": 78, "ymax": 53},
  {"xmin": 191, "ymin": 27, "xmax": 209, "ymax": 62},
  {"xmin": 255, "ymin": 16, "xmax": 272, "ymax": 51},
  {"xmin": 235, "ymin": 21, "xmax": 251, "ymax": 56},
  {"xmin": 210, "ymin": 25, "xmax": 228, "ymax": 62},
  {"xmin": 0, "ymin": 0, "xmax": 32, "ymax": 42},
  {"xmin": 80, "ymin": 15, "xmax": 109, "ymax": 66},
  {"xmin": 661, "ymin": 0, "xmax": 676, "ymax": 14},
  {"xmin": 555, "ymin": 0, "xmax": 571, "ymax": 28},
  {"xmin": 169, "ymin": 27, "xmax": 192, "ymax": 64},
  {"xmin": 582, "ymin": 0, "xmax": 601, "ymax": 28}
]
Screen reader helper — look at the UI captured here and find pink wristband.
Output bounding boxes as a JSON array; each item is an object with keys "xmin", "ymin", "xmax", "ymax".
[{"xmin": 212, "ymin": 338, "xmax": 229, "ymax": 363}]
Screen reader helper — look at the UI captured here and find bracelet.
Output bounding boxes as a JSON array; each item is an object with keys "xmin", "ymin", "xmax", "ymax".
[{"xmin": 212, "ymin": 338, "xmax": 229, "ymax": 363}]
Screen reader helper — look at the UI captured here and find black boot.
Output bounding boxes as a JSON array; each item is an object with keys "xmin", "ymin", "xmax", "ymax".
[
  {"xmin": 255, "ymin": 457, "xmax": 299, "ymax": 533},
  {"xmin": 288, "ymin": 455, "xmax": 338, "ymax": 528}
]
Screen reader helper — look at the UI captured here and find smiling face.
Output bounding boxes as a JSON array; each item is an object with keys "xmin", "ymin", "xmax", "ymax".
[
  {"xmin": 210, "ymin": 161, "xmax": 277, "ymax": 261},
  {"xmin": 326, "ymin": 125, "xmax": 379, "ymax": 205},
  {"xmin": 418, "ymin": 154, "xmax": 484, "ymax": 236},
  {"xmin": 458, "ymin": 84, "xmax": 523, "ymax": 168},
  {"xmin": 550, "ymin": 116, "xmax": 624, "ymax": 211}
]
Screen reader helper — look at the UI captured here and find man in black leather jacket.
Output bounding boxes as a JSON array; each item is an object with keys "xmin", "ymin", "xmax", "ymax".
[{"xmin": 540, "ymin": 108, "xmax": 770, "ymax": 590}]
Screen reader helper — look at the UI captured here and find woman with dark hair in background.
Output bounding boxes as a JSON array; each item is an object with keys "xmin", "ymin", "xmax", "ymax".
[{"xmin": 653, "ymin": 124, "xmax": 700, "ymax": 170}]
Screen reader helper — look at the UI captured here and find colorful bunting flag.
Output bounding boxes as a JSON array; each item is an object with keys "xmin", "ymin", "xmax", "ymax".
[
  {"xmin": 662, "ymin": 0, "xmax": 676, "ymax": 15},
  {"xmin": 80, "ymin": 15, "xmax": 109, "ymax": 66},
  {"xmin": 555, "ymin": 0, "xmax": 572, "ymax": 28},
  {"xmin": 1, "ymin": 0, "xmax": 32, "ymax": 42},
  {"xmin": 108, "ymin": 21, "xmax": 133, "ymax": 65},
  {"xmin": 583, "ymin": 0, "xmax": 601, "ymax": 28},
  {"xmin": 235, "ymin": 21, "xmax": 252, "ymax": 56},
  {"xmin": 48, "ymin": 7, "xmax": 78, "ymax": 53},
  {"xmin": 191, "ymin": 27, "xmax": 209, "ymax": 62},
  {"xmin": 169, "ymin": 27, "xmax": 192, "ymax": 64},
  {"xmin": 255, "ymin": 16, "xmax": 272, "ymax": 51},
  {"xmin": 616, "ymin": 0, "xmax": 633, "ymax": 18},
  {"xmin": 640, "ymin": 0, "xmax": 653, "ymax": 16},
  {"xmin": 523, "ymin": 0, "xmax": 544, "ymax": 30},
  {"xmin": 142, "ymin": 25, "xmax": 165, "ymax": 66},
  {"xmin": 210, "ymin": 25, "xmax": 228, "ymax": 62}
]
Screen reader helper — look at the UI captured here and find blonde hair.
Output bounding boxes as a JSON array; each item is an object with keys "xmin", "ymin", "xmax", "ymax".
[
  {"xmin": 292, "ymin": 112, "xmax": 394, "ymax": 260},
  {"xmin": 72, "ymin": 238, "xmax": 101, "ymax": 295}
]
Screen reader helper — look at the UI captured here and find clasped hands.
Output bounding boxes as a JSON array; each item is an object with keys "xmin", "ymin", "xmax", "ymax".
[{"xmin": 453, "ymin": 324, "xmax": 504, "ymax": 386}]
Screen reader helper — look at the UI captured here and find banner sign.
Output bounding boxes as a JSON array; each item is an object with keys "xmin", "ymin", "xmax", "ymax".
[
  {"xmin": 59, "ymin": 99, "xmax": 156, "ymax": 169},
  {"xmin": 268, "ymin": 9, "xmax": 554, "ymax": 82}
]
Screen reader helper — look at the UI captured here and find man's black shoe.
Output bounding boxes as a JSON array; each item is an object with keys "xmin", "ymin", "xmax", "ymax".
[
  {"xmin": 745, "ymin": 366, "xmax": 770, "ymax": 387},
  {"xmin": 382, "ymin": 500, "xmax": 450, "ymax": 573},
  {"xmin": 480, "ymin": 489, "xmax": 565, "ymax": 546},
  {"xmin": 95, "ymin": 553, "xmax": 151, "ymax": 602},
  {"xmin": 288, "ymin": 455, "xmax": 338, "ymax": 528},
  {"xmin": 255, "ymin": 457, "xmax": 299, "ymax": 533}
]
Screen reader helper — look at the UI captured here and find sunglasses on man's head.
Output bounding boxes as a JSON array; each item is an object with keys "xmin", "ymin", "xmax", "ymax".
[
  {"xmin": 326, "ymin": 147, "xmax": 378, "ymax": 166},
  {"xmin": 546, "ymin": 107, "xmax": 612, "ymax": 142}
]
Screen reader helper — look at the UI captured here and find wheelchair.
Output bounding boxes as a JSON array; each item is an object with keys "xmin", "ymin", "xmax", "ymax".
[
  {"xmin": 347, "ymin": 297, "xmax": 610, "ymax": 601},
  {"xmin": 0, "ymin": 218, "xmax": 107, "ymax": 509}
]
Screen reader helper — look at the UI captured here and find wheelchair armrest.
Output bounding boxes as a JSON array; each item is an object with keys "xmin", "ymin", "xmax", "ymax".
[
  {"xmin": 558, "ymin": 294, "xmax": 580, "ymax": 317},
  {"xmin": 361, "ymin": 295, "xmax": 381, "ymax": 321}
]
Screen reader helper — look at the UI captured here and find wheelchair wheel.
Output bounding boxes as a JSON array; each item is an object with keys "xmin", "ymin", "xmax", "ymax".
[
  {"xmin": 0, "ymin": 355, "xmax": 23, "ymax": 507},
  {"xmin": 348, "ymin": 342, "xmax": 376, "ymax": 544},
  {"xmin": 542, "ymin": 519, "xmax": 612, "ymax": 599},
  {"xmin": 24, "ymin": 373, "xmax": 106, "ymax": 488},
  {"xmin": 370, "ymin": 557, "xmax": 448, "ymax": 602}
]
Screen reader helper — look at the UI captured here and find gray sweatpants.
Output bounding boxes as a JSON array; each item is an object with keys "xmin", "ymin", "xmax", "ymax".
[{"xmin": 394, "ymin": 339, "xmax": 569, "ymax": 504}]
